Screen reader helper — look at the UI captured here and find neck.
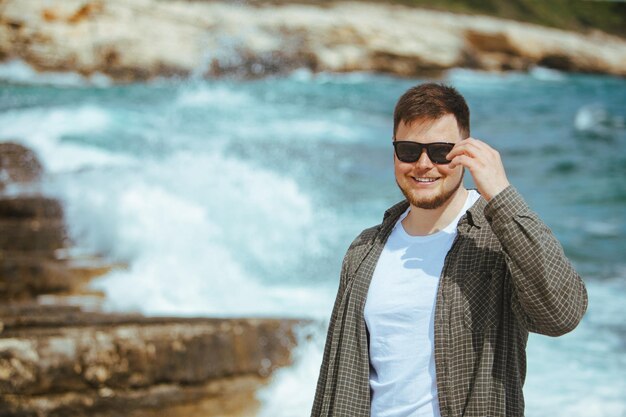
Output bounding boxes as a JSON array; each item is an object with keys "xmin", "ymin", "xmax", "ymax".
[{"xmin": 402, "ymin": 187, "xmax": 469, "ymax": 236}]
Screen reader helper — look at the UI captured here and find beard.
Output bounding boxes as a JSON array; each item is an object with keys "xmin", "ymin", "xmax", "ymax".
[{"xmin": 396, "ymin": 171, "xmax": 464, "ymax": 210}]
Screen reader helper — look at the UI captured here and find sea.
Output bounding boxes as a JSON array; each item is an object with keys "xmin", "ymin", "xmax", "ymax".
[{"xmin": 1, "ymin": 60, "xmax": 624, "ymax": 417}]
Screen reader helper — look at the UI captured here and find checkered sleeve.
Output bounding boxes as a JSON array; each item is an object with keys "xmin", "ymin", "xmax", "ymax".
[{"xmin": 484, "ymin": 185, "xmax": 588, "ymax": 336}]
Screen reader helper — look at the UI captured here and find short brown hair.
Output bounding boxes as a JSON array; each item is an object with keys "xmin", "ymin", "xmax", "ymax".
[{"xmin": 393, "ymin": 83, "xmax": 470, "ymax": 139}]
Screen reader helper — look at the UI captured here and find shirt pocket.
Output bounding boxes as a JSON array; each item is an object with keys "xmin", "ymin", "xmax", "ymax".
[{"xmin": 461, "ymin": 270, "xmax": 502, "ymax": 331}]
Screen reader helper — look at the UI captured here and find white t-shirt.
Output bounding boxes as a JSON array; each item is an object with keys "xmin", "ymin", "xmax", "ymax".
[{"xmin": 364, "ymin": 190, "xmax": 480, "ymax": 417}]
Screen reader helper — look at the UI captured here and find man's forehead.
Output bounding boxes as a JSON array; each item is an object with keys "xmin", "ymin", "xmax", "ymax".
[{"xmin": 399, "ymin": 114, "xmax": 457, "ymax": 132}]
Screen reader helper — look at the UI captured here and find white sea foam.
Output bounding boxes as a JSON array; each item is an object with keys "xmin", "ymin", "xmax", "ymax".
[
  {"xmin": 51, "ymin": 150, "xmax": 336, "ymax": 318},
  {"xmin": 312, "ymin": 71, "xmax": 378, "ymax": 84},
  {"xmin": 529, "ymin": 66, "xmax": 566, "ymax": 82},
  {"xmin": 0, "ymin": 106, "xmax": 111, "ymax": 141},
  {"xmin": 0, "ymin": 106, "xmax": 131, "ymax": 172},
  {"xmin": 563, "ymin": 217, "xmax": 622, "ymax": 238},
  {"xmin": 574, "ymin": 103, "xmax": 625, "ymax": 134},
  {"xmin": 288, "ymin": 68, "xmax": 316, "ymax": 82},
  {"xmin": 257, "ymin": 323, "xmax": 327, "ymax": 416},
  {"xmin": 176, "ymin": 84, "xmax": 254, "ymax": 108},
  {"xmin": 582, "ymin": 220, "xmax": 621, "ymax": 238},
  {"xmin": 575, "ymin": 104, "xmax": 609, "ymax": 131},
  {"xmin": 446, "ymin": 67, "xmax": 566, "ymax": 85},
  {"xmin": 0, "ymin": 59, "xmax": 111, "ymax": 87}
]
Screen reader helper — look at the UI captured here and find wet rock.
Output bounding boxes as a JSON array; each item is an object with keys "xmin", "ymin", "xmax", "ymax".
[
  {"xmin": 0, "ymin": 218, "xmax": 68, "ymax": 252},
  {"xmin": 0, "ymin": 143, "xmax": 43, "ymax": 190},
  {"xmin": 0, "ymin": 195, "xmax": 110, "ymax": 301},
  {"xmin": 0, "ymin": 251, "xmax": 113, "ymax": 300},
  {"xmin": 0, "ymin": 142, "xmax": 113, "ymax": 300},
  {"xmin": 0, "ymin": 196, "xmax": 64, "ymax": 219}
]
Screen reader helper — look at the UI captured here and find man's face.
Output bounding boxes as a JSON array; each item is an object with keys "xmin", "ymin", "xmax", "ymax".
[{"xmin": 394, "ymin": 114, "xmax": 465, "ymax": 210}]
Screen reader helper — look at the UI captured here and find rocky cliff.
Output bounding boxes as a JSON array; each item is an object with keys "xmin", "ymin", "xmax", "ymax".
[
  {"xmin": 0, "ymin": 142, "xmax": 303, "ymax": 417},
  {"xmin": 0, "ymin": 0, "xmax": 625, "ymax": 81}
]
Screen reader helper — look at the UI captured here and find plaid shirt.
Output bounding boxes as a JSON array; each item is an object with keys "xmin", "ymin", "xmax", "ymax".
[{"xmin": 311, "ymin": 186, "xmax": 588, "ymax": 417}]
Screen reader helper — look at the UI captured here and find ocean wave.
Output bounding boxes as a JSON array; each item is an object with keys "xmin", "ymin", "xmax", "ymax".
[
  {"xmin": 529, "ymin": 66, "xmax": 567, "ymax": 82},
  {"xmin": 574, "ymin": 103, "xmax": 625, "ymax": 135},
  {"xmin": 445, "ymin": 68, "xmax": 529, "ymax": 85},
  {"xmin": 175, "ymin": 84, "xmax": 255, "ymax": 108},
  {"xmin": 257, "ymin": 323, "xmax": 327, "ymax": 416},
  {"xmin": 0, "ymin": 105, "xmax": 131, "ymax": 172},
  {"xmin": 50, "ymin": 150, "xmax": 336, "ymax": 318},
  {"xmin": 445, "ymin": 67, "xmax": 568, "ymax": 90}
]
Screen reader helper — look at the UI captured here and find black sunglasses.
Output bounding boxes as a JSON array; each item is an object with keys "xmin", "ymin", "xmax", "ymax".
[{"xmin": 392, "ymin": 141, "xmax": 454, "ymax": 164}]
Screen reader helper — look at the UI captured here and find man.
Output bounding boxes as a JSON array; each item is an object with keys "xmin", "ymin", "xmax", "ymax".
[{"xmin": 311, "ymin": 83, "xmax": 587, "ymax": 417}]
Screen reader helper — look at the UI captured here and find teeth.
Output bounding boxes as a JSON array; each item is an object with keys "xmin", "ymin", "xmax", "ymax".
[{"xmin": 414, "ymin": 177, "xmax": 436, "ymax": 183}]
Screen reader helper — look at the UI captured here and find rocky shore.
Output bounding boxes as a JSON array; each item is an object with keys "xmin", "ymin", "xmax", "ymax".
[
  {"xmin": 1, "ymin": 0, "xmax": 625, "ymax": 81},
  {"xmin": 0, "ymin": 142, "xmax": 303, "ymax": 417}
]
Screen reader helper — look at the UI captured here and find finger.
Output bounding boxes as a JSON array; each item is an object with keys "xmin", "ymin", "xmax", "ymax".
[
  {"xmin": 448, "ymin": 139, "xmax": 497, "ymax": 161},
  {"xmin": 448, "ymin": 154, "xmax": 478, "ymax": 170},
  {"xmin": 447, "ymin": 145, "xmax": 472, "ymax": 159},
  {"xmin": 457, "ymin": 138, "xmax": 491, "ymax": 152},
  {"xmin": 464, "ymin": 137, "xmax": 491, "ymax": 149},
  {"xmin": 447, "ymin": 141, "xmax": 481, "ymax": 159},
  {"xmin": 468, "ymin": 139, "xmax": 499, "ymax": 157}
]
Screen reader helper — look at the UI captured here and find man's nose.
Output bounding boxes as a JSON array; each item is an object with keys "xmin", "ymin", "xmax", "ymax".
[{"xmin": 414, "ymin": 149, "xmax": 434, "ymax": 169}]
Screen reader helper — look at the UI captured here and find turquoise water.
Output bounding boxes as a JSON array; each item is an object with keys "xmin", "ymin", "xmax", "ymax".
[{"xmin": 1, "ymin": 66, "xmax": 625, "ymax": 416}]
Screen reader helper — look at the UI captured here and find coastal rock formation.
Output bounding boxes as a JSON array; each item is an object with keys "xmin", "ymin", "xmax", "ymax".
[
  {"xmin": 0, "ymin": 141, "xmax": 304, "ymax": 417},
  {"xmin": 0, "ymin": 142, "xmax": 110, "ymax": 301},
  {"xmin": 0, "ymin": 308, "xmax": 298, "ymax": 417},
  {"xmin": 0, "ymin": 0, "xmax": 624, "ymax": 81}
]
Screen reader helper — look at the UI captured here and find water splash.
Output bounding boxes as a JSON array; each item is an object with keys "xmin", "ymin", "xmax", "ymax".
[{"xmin": 574, "ymin": 103, "xmax": 625, "ymax": 136}]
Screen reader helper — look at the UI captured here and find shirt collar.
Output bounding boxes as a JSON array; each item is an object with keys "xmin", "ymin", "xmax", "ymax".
[
  {"xmin": 380, "ymin": 192, "xmax": 487, "ymax": 240},
  {"xmin": 463, "ymin": 196, "xmax": 488, "ymax": 229}
]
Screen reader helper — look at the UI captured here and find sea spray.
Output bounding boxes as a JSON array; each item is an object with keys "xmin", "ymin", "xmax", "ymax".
[{"xmin": 257, "ymin": 322, "xmax": 328, "ymax": 416}]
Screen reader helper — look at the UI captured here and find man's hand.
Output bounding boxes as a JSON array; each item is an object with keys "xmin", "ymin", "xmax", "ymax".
[{"xmin": 447, "ymin": 138, "xmax": 510, "ymax": 201}]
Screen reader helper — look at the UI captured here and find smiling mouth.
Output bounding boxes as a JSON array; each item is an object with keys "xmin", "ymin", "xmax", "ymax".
[{"xmin": 412, "ymin": 177, "xmax": 439, "ymax": 183}]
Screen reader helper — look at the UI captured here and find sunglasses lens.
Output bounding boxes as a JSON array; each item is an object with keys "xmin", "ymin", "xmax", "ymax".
[
  {"xmin": 395, "ymin": 142, "xmax": 422, "ymax": 162},
  {"xmin": 427, "ymin": 143, "xmax": 454, "ymax": 164},
  {"xmin": 394, "ymin": 142, "xmax": 454, "ymax": 164}
]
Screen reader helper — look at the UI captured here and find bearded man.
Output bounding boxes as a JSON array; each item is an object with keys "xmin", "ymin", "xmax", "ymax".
[{"xmin": 311, "ymin": 83, "xmax": 587, "ymax": 417}]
